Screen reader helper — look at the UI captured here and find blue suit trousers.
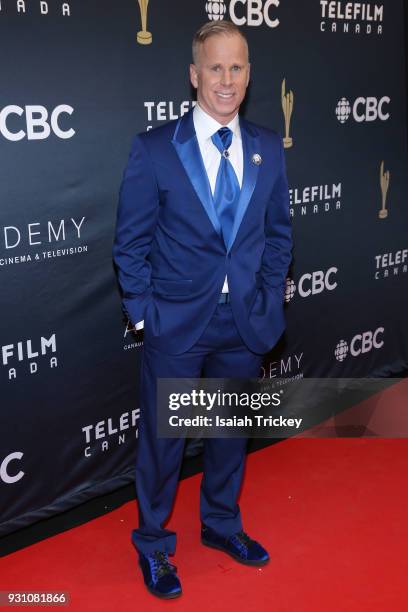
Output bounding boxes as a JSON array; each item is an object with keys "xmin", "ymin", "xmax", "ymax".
[{"xmin": 131, "ymin": 302, "xmax": 264, "ymax": 555}]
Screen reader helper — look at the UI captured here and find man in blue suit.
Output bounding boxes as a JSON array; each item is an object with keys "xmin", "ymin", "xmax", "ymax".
[{"xmin": 113, "ymin": 20, "xmax": 292, "ymax": 599}]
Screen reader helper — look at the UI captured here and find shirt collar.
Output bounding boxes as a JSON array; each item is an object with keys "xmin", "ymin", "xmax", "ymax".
[{"xmin": 193, "ymin": 103, "xmax": 241, "ymax": 143}]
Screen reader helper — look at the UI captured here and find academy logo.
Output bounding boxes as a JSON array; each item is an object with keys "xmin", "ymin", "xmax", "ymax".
[
  {"xmin": 0, "ymin": 217, "xmax": 88, "ymax": 268},
  {"xmin": 281, "ymin": 79, "xmax": 294, "ymax": 149},
  {"xmin": 335, "ymin": 96, "xmax": 390, "ymax": 124},
  {"xmin": 261, "ymin": 352, "xmax": 304, "ymax": 382},
  {"xmin": 205, "ymin": 0, "xmax": 280, "ymax": 28},
  {"xmin": 334, "ymin": 327, "xmax": 384, "ymax": 362},
  {"xmin": 378, "ymin": 160, "xmax": 390, "ymax": 219},
  {"xmin": 137, "ymin": 0, "xmax": 152, "ymax": 45},
  {"xmin": 123, "ymin": 319, "xmax": 143, "ymax": 351}
]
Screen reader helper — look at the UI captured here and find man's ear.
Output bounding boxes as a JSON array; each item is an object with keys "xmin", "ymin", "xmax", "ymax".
[
  {"xmin": 246, "ymin": 62, "xmax": 251, "ymax": 87},
  {"xmin": 189, "ymin": 63, "xmax": 198, "ymax": 89}
]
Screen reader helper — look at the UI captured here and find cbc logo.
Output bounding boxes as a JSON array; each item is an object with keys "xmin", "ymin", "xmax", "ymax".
[
  {"xmin": 335, "ymin": 96, "xmax": 390, "ymax": 124},
  {"xmin": 0, "ymin": 105, "xmax": 75, "ymax": 141},
  {"xmin": 1, "ymin": 451, "xmax": 24, "ymax": 484},
  {"xmin": 285, "ymin": 267, "xmax": 338, "ymax": 302},
  {"xmin": 205, "ymin": 0, "xmax": 280, "ymax": 27},
  {"xmin": 205, "ymin": 1, "xmax": 227, "ymax": 19},
  {"xmin": 334, "ymin": 328, "xmax": 385, "ymax": 362}
]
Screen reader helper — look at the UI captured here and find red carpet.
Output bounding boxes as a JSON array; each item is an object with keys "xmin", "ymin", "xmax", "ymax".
[{"xmin": 1, "ymin": 438, "xmax": 408, "ymax": 611}]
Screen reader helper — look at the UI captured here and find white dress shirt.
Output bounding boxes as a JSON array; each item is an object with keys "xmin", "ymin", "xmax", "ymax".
[
  {"xmin": 193, "ymin": 103, "xmax": 243, "ymax": 293},
  {"xmin": 135, "ymin": 103, "xmax": 242, "ymax": 331}
]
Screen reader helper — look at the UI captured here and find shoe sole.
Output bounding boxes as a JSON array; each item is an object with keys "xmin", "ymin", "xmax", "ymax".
[
  {"xmin": 201, "ymin": 537, "xmax": 270, "ymax": 566},
  {"xmin": 137, "ymin": 558, "xmax": 182, "ymax": 599},
  {"xmin": 146, "ymin": 585, "xmax": 182, "ymax": 599}
]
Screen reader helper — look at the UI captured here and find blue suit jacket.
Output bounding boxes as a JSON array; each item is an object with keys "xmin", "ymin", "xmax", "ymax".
[{"xmin": 113, "ymin": 108, "xmax": 292, "ymax": 355}]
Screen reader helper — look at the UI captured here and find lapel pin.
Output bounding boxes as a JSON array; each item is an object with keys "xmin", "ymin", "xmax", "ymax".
[{"xmin": 252, "ymin": 153, "xmax": 262, "ymax": 165}]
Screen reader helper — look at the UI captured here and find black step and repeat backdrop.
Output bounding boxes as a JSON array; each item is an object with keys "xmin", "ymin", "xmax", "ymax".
[{"xmin": 1, "ymin": 1, "xmax": 407, "ymax": 535}]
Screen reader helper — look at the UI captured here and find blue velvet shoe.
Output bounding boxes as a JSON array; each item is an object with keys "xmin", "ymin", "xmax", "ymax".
[
  {"xmin": 201, "ymin": 524, "xmax": 270, "ymax": 566},
  {"xmin": 138, "ymin": 550, "xmax": 182, "ymax": 599}
]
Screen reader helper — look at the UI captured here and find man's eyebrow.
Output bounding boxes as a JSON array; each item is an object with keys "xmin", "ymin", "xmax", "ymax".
[{"xmin": 207, "ymin": 62, "xmax": 245, "ymax": 67}]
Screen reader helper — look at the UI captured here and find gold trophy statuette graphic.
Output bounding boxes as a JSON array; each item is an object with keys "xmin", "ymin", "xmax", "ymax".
[
  {"xmin": 379, "ymin": 160, "xmax": 390, "ymax": 219},
  {"xmin": 137, "ymin": 0, "xmax": 152, "ymax": 45},
  {"xmin": 281, "ymin": 78, "xmax": 294, "ymax": 149}
]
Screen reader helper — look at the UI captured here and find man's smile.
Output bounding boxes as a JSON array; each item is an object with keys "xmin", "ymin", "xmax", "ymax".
[{"xmin": 215, "ymin": 91, "xmax": 235, "ymax": 99}]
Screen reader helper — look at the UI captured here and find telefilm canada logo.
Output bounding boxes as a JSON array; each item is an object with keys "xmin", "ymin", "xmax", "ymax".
[
  {"xmin": 205, "ymin": 0, "xmax": 280, "ymax": 28},
  {"xmin": 374, "ymin": 249, "xmax": 407, "ymax": 281},
  {"xmin": 0, "ymin": 217, "xmax": 88, "ymax": 268},
  {"xmin": 289, "ymin": 182, "xmax": 342, "ymax": 217},
  {"xmin": 144, "ymin": 100, "xmax": 196, "ymax": 131},
  {"xmin": 334, "ymin": 327, "xmax": 384, "ymax": 362},
  {"xmin": 0, "ymin": 1, "xmax": 71, "ymax": 17},
  {"xmin": 285, "ymin": 267, "xmax": 338, "ymax": 302},
  {"xmin": 81, "ymin": 409, "xmax": 140, "ymax": 458},
  {"xmin": 1, "ymin": 333, "xmax": 58, "ymax": 381},
  {"xmin": 319, "ymin": 1, "xmax": 384, "ymax": 35},
  {"xmin": 335, "ymin": 96, "xmax": 390, "ymax": 124}
]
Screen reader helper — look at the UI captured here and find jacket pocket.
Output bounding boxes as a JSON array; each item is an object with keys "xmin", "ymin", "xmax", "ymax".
[{"xmin": 151, "ymin": 278, "xmax": 193, "ymax": 296}]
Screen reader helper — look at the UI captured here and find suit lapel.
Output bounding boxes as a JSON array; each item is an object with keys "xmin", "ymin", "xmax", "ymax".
[
  {"xmin": 171, "ymin": 108, "xmax": 261, "ymax": 251},
  {"xmin": 171, "ymin": 109, "xmax": 221, "ymax": 237},
  {"xmin": 227, "ymin": 117, "xmax": 260, "ymax": 252}
]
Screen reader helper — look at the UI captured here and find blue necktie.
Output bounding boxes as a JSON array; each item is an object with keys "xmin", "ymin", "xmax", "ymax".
[{"xmin": 211, "ymin": 127, "xmax": 240, "ymax": 249}]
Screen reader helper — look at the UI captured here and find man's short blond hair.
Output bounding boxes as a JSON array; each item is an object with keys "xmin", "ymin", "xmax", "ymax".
[{"xmin": 192, "ymin": 21, "xmax": 249, "ymax": 65}]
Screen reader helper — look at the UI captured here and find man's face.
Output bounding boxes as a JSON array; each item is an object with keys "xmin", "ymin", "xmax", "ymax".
[{"xmin": 190, "ymin": 33, "xmax": 250, "ymax": 125}]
